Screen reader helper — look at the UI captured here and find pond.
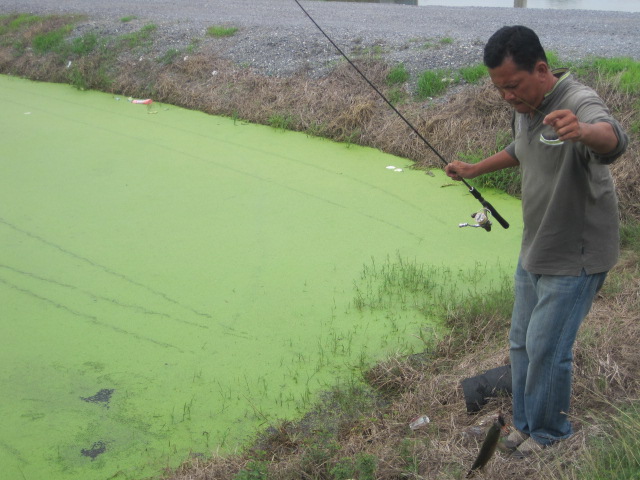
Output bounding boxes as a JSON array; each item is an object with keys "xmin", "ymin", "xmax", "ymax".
[
  {"xmin": 0, "ymin": 75, "xmax": 522, "ymax": 480},
  {"xmin": 322, "ymin": 0, "xmax": 640, "ymax": 12}
]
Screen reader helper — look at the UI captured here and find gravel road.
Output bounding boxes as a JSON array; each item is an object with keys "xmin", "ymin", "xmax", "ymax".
[{"xmin": 1, "ymin": 0, "xmax": 639, "ymax": 77}]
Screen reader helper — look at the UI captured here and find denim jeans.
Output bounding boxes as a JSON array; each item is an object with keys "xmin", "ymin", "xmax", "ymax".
[{"xmin": 510, "ymin": 259, "xmax": 607, "ymax": 445}]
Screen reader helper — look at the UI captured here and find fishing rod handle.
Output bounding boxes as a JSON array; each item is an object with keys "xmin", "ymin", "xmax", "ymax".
[
  {"xmin": 466, "ymin": 185, "xmax": 509, "ymax": 229},
  {"xmin": 484, "ymin": 201, "xmax": 510, "ymax": 229}
]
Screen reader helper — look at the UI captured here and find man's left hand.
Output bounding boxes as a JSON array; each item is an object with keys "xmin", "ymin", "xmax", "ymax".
[{"xmin": 543, "ymin": 109, "xmax": 581, "ymax": 142}]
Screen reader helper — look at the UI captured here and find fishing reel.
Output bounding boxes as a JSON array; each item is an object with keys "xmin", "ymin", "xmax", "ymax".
[{"xmin": 459, "ymin": 208, "xmax": 492, "ymax": 232}]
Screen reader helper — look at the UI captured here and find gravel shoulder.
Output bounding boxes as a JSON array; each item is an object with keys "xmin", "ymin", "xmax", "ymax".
[{"xmin": 1, "ymin": 0, "xmax": 639, "ymax": 78}]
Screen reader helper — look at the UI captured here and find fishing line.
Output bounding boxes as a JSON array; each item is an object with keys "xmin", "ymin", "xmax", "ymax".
[{"xmin": 293, "ymin": 0, "xmax": 509, "ymax": 230}]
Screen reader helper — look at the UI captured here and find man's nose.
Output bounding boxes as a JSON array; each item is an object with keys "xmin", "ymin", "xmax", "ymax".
[{"xmin": 502, "ymin": 89, "xmax": 516, "ymax": 102}]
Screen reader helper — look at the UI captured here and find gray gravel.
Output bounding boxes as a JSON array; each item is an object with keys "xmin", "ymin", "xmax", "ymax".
[{"xmin": 1, "ymin": 0, "xmax": 639, "ymax": 78}]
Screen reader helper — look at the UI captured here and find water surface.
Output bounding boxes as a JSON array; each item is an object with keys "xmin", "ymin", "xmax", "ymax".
[{"xmin": 0, "ymin": 75, "xmax": 522, "ymax": 479}]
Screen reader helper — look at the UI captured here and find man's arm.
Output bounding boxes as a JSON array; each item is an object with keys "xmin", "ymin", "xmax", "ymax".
[
  {"xmin": 444, "ymin": 149, "xmax": 519, "ymax": 181},
  {"xmin": 544, "ymin": 109, "xmax": 619, "ymax": 154}
]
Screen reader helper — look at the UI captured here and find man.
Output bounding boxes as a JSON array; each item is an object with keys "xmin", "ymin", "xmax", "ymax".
[{"xmin": 445, "ymin": 26, "xmax": 628, "ymax": 455}]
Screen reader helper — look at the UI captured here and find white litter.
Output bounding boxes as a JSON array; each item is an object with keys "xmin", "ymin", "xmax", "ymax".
[
  {"xmin": 409, "ymin": 415, "xmax": 430, "ymax": 430},
  {"xmin": 386, "ymin": 165, "xmax": 396, "ymax": 170},
  {"xmin": 394, "ymin": 168, "xmax": 403, "ymax": 172}
]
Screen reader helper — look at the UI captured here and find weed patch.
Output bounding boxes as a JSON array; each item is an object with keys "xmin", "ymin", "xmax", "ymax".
[
  {"xmin": 206, "ymin": 25, "xmax": 238, "ymax": 38},
  {"xmin": 32, "ymin": 24, "xmax": 72, "ymax": 54},
  {"xmin": 459, "ymin": 63, "xmax": 487, "ymax": 83},
  {"xmin": 386, "ymin": 63, "xmax": 409, "ymax": 86},
  {"xmin": 117, "ymin": 23, "xmax": 157, "ymax": 49},
  {"xmin": 158, "ymin": 48, "xmax": 181, "ymax": 65},
  {"xmin": 416, "ymin": 69, "xmax": 452, "ymax": 99}
]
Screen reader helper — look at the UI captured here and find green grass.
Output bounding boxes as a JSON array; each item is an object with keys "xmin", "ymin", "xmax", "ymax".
[
  {"xmin": 415, "ymin": 63, "xmax": 487, "ymax": 99},
  {"xmin": 417, "ymin": 36, "xmax": 454, "ymax": 50},
  {"xmin": 118, "ymin": 23, "xmax": 157, "ymax": 49},
  {"xmin": 545, "ymin": 50, "xmax": 562, "ymax": 69},
  {"xmin": 593, "ymin": 57, "xmax": 640, "ymax": 94},
  {"xmin": 0, "ymin": 13, "xmax": 41, "ymax": 35},
  {"xmin": 620, "ymin": 220, "xmax": 640, "ymax": 254},
  {"xmin": 268, "ymin": 113, "xmax": 295, "ymax": 131},
  {"xmin": 69, "ymin": 32, "xmax": 98, "ymax": 56},
  {"xmin": 352, "ymin": 253, "xmax": 438, "ymax": 312},
  {"xmin": 459, "ymin": 63, "xmax": 487, "ymax": 83},
  {"xmin": 330, "ymin": 453, "xmax": 378, "ymax": 480},
  {"xmin": 386, "ymin": 64, "xmax": 410, "ymax": 104},
  {"xmin": 386, "ymin": 63, "xmax": 409, "ymax": 85},
  {"xmin": 565, "ymin": 403, "xmax": 640, "ymax": 480},
  {"xmin": 206, "ymin": 25, "xmax": 238, "ymax": 38},
  {"xmin": 416, "ymin": 69, "xmax": 452, "ymax": 99},
  {"xmin": 32, "ymin": 24, "xmax": 73, "ymax": 54},
  {"xmin": 120, "ymin": 15, "xmax": 138, "ymax": 23},
  {"xmin": 571, "ymin": 57, "xmax": 640, "ymax": 94},
  {"xmin": 233, "ymin": 460, "xmax": 268, "ymax": 480}
]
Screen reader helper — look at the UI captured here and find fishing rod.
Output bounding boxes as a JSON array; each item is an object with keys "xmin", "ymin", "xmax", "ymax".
[{"xmin": 293, "ymin": 0, "xmax": 509, "ymax": 232}]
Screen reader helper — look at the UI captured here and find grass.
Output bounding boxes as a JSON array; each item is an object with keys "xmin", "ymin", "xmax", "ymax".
[
  {"xmin": 562, "ymin": 402, "xmax": 640, "ymax": 480},
  {"xmin": 386, "ymin": 63, "xmax": 409, "ymax": 86},
  {"xmin": 590, "ymin": 57, "xmax": 640, "ymax": 94},
  {"xmin": 459, "ymin": 63, "xmax": 487, "ymax": 83},
  {"xmin": 268, "ymin": 113, "xmax": 295, "ymax": 131},
  {"xmin": 69, "ymin": 32, "xmax": 98, "ymax": 56},
  {"xmin": 0, "ymin": 12, "xmax": 41, "ymax": 35},
  {"xmin": 416, "ymin": 69, "xmax": 452, "ymax": 98},
  {"xmin": 118, "ymin": 23, "xmax": 157, "ymax": 49},
  {"xmin": 415, "ymin": 63, "xmax": 487, "ymax": 100},
  {"xmin": 32, "ymin": 24, "xmax": 73, "ymax": 54},
  {"xmin": 206, "ymin": 25, "xmax": 238, "ymax": 38},
  {"xmin": 620, "ymin": 220, "xmax": 640, "ymax": 254}
]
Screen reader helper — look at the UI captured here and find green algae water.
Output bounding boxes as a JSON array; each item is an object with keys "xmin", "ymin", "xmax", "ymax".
[{"xmin": 0, "ymin": 75, "xmax": 522, "ymax": 479}]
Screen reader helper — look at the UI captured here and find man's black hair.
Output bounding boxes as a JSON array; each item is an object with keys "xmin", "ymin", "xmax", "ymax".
[{"xmin": 483, "ymin": 25, "xmax": 548, "ymax": 72}]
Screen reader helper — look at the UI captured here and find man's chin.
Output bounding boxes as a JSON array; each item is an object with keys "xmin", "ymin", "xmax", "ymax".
[
  {"xmin": 511, "ymin": 102, "xmax": 533, "ymax": 113},
  {"xmin": 512, "ymin": 102, "xmax": 536, "ymax": 114}
]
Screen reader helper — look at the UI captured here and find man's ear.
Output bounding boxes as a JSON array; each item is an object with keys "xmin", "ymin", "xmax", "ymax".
[{"xmin": 534, "ymin": 60, "xmax": 550, "ymax": 77}]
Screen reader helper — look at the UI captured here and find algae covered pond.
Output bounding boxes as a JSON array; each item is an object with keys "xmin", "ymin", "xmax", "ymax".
[{"xmin": 0, "ymin": 75, "xmax": 522, "ymax": 479}]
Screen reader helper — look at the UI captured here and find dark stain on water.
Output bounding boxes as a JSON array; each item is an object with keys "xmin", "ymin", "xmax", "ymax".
[
  {"xmin": 81, "ymin": 388, "xmax": 115, "ymax": 407},
  {"xmin": 81, "ymin": 441, "xmax": 107, "ymax": 460}
]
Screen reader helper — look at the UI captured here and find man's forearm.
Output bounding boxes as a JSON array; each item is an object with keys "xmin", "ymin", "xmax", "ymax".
[
  {"xmin": 578, "ymin": 121, "xmax": 619, "ymax": 154},
  {"xmin": 473, "ymin": 149, "xmax": 520, "ymax": 177}
]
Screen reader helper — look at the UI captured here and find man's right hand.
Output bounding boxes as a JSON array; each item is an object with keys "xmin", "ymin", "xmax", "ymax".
[{"xmin": 444, "ymin": 161, "xmax": 476, "ymax": 181}]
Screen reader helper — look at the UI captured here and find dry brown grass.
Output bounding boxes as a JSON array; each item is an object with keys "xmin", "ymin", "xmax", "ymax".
[{"xmin": 1, "ymin": 16, "xmax": 639, "ymax": 479}]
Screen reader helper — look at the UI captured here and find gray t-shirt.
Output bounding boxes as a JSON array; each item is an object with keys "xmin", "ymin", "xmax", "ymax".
[{"xmin": 505, "ymin": 71, "xmax": 628, "ymax": 276}]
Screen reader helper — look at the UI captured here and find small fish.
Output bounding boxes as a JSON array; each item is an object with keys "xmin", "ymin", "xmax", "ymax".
[{"xmin": 466, "ymin": 414, "xmax": 505, "ymax": 478}]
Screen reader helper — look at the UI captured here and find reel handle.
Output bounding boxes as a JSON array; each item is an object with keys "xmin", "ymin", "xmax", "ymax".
[
  {"xmin": 482, "ymin": 200, "xmax": 510, "ymax": 229},
  {"xmin": 466, "ymin": 186, "xmax": 510, "ymax": 230}
]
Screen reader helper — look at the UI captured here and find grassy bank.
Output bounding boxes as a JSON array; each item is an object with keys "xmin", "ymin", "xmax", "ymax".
[{"xmin": 1, "ymin": 13, "xmax": 638, "ymax": 479}]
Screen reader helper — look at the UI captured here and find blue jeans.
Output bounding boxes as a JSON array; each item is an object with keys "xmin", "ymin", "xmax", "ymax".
[{"xmin": 510, "ymin": 259, "xmax": 607, "ymax": 446}]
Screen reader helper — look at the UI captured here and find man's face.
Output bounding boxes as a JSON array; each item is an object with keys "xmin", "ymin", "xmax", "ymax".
[{"xmin": 489, "ymin": 57, "xmax": 548, "ymax": 115}]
